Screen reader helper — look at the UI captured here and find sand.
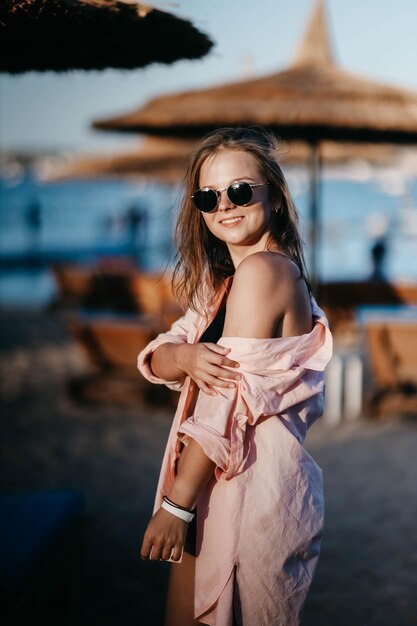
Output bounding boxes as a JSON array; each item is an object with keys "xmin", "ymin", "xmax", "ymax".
[{"xmin": 1, "ymin": 306, "xmax": 417, "ymax": 626}]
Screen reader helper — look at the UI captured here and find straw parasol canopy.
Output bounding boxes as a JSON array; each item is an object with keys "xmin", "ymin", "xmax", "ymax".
[
  {"xmin": 38, "ymin": 136, "xmax": 199, "ymax": 183},
  {"xmin": 92, "ymin": 1, "xmax": 417, "ymax": 144},
  {"xmin": 92, "ymin": 0, "xmax": 417, "ymax": 283},
  {"xmin": 0, "ymin": 0, "xmax": 213, "ymax": 73},
  {"xmin": 40, "ymin": 137, "xmax": 397, "ymax": 184}
]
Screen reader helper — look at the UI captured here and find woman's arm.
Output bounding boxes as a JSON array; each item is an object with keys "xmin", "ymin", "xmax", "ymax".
[
  {"xmin": 168, "ymin": 439, "xmax": 216, "ymax": 509},
  {"xmin": 148, "ymin": 342, "xmax": 187, "ymax": 382},
  {"xmin": 140, "ymin": 439, "xmax": 215, "ymax": 562},
  {"xmin": 150, "ymin": 341, "xmax": 241, "ymax": 395}
]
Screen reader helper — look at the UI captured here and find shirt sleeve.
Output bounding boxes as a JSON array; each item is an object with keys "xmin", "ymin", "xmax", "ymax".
[
  {"xmin": 137, "ymin": 307, "xmax": 198, "ymax": 392},
  {"xmin": 178, "ymin": 318, "xmax": 332, "ymax": 480}
]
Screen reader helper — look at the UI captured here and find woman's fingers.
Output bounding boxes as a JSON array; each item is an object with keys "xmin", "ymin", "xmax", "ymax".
[
  {"xmin": 210, "ymin": 355, "xmax": 240, "ymax": 371},
  {"xmin": 161, "ymin": 545, "xmax": 174, "ymax": 561},
  {"xmin": 205, "ymin": 374, "xmax": 238, "ymax": 388},
  {"xmin": 187, "ymin": 343, "xmax": 243, "ymax": 393},
  {"xmin": 210, "ymin": 365, "xmax": 241, "ymax": 382},
  {"xmin": 196, "ymin": 365, "xmax": 242, "ymax": 389},
  {"xmin": 197, "ymin": 377, "xmax": 235, "ymax": 393},
  {"xmin": 141, "ymin": 509, "xmax": 187, "ymax": 562},
  {"xmin": 142, "ymin": 541, "xmax": 182, "ymax": 561},
  {"xmin": 204, "ymin": 369, "xmax": 239, "ymax": 386},
  {"xmin": 206, "ymin": 345, "xmax": 240, "ymax": 369},
  {"xmin": 149, "ymin": 545, "xmax": 161, "ymax": 561},
  {"xmin": 148, "ymin": 541, "xmax": 168, "ymax": 561},
  {"xmin": 205, "ymin": 343, "xmax": 231, "ymax": 355},
  {"xmin": 140, "ymin": 535, "xmax": 153, "ymax": 561},
  {"xmin": 171, "ymin": 545, "xmax": 183, "ymax": 562},
  {"xmin": 199, "ymin": 382, "xmax": 218, "ymax": 396}
]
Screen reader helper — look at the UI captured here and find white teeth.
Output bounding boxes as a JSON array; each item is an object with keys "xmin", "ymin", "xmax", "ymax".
[{"xmin": 221, "ymin": 217, "xmax": 243, "ymax": 225}]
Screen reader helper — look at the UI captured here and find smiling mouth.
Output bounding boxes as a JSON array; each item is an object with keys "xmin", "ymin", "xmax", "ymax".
[{"xmin": 219, "ymin": 216, "xmax": 244, "ymax": 225}]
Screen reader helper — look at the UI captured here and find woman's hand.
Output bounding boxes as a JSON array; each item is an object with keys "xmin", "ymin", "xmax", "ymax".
[
  {"xmin": 174, "ymin": 343, "xmax": 240, "ymax": 396},
  {"xmin": 141, "ymin": 507, "xmax": 188, "ymax": 562}
]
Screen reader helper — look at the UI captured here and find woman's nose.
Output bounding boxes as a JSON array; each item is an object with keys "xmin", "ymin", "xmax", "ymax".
[{"xmin": 217, "ymin": 189, "xmax": 234, "ymax": 211}]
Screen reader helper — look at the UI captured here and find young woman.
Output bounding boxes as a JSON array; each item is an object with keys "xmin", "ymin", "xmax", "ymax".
[{"xmin": 138, "ymin": 127, "xmax": 332, "ymax": 626}]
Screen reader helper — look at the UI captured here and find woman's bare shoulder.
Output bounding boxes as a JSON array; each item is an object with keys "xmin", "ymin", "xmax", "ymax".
[
  {"xmin": 234, "ymin": 251, "xmax": 302, "ymax": 293},
  {"xmin": 227, "ymin": 251, "xmax": 311, "ymax": 337},
  {"xmin": 221, "ymin": 252, "xmax": 307, "ymax": 338}
]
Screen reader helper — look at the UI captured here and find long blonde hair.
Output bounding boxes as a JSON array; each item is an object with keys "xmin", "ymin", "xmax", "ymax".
[{"xmin": 173, "ymin": 126, "xmax": 310, "ymax": 311}]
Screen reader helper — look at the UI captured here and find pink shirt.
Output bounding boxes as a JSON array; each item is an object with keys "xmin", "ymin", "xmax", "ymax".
[{"xmin": 138, "ymin": 278, "xmax": 333, "ymax": 625}]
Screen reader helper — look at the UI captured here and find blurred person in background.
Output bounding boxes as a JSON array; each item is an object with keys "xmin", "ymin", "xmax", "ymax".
[
  {"xmin": 25, "ymin": 198, "xmax": 42, "ymax": 253},
  {"xmin": 369, "ymin": 237, "xmax": 388, "ymax": 282}
]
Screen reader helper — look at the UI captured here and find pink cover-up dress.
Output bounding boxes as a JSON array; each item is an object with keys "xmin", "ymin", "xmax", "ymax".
[{"xmin": 137, "ymin": 277, "xmax": 333, "ymax": 626}]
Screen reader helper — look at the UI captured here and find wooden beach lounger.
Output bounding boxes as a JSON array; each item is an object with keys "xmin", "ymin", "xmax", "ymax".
[
  {"xmin": 52, "ymin": 264, "xmax": 182, "ymax": 324},
  {"xmin": 63, "ymin": 267, "xmax": 183, "ymax": 405},
  {"xmin": 52, "ymin": 261, "xmax": 140, "ymax": 311},
  {"xmin": 51, "ymin": 263, "xmax": 93, "ymax": 303},
  {"xmin": 69, "ymin": 314, "xmax": 158, "ymax": 405},
  {"xmin": 129, "ymin": 270, "xmax": 182, "ymax": 330},
  {"xmin": 365, "ymin": 321, "xmax": 417, "ymax": 417}
]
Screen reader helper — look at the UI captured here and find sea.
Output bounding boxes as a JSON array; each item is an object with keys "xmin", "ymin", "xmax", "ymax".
[{"xmin": 1, "ymin": 168, "xmax": 417, "ymax": 308}]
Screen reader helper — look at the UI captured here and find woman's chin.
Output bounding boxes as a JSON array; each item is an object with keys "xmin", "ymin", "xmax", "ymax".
[{"xmin": 220, "ymin": 230, "xmax": 268, "ymax": 249}]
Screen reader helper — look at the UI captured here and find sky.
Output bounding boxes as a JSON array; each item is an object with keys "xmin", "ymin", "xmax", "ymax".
[{"xmin": 1, "ymin": 0, "xmax": 417, "ymax": 154}]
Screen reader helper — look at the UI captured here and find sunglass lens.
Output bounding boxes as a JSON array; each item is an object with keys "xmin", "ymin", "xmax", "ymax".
[
  {"xmin": 193, "ymin": 189, "xmax": 218, "ymax": 212},
  {"xmin": 228, "ymin": 182, "xmax": 252, "ymax": 206}
]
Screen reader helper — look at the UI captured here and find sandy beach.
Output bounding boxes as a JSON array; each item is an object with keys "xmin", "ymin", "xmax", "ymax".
[{"xmin": 1, "ymin": 305, "xmax": 417, "ymax": 626}]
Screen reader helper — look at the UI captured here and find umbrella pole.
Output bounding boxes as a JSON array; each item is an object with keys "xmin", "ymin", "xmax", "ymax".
[{"xmin": 308, "ymin": 142, "xmax": 321, "ymax": 291}]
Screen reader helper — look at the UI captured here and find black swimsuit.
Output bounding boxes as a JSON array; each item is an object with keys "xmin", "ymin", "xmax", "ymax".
[
  {"xmin": 183, "ymin": 302, "xmax": 227, "ymax": 556},
  {"xmin": 198, "ymin": 304, "xmax": 227, "ymax": 344}
]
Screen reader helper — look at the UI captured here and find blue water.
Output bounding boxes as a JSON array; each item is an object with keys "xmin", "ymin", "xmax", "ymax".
[{"xmin": 1, "ymin": 173, "xmax": 416, "ymax": 307}]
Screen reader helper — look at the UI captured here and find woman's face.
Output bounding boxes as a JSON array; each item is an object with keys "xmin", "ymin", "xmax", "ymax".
[{"xmin": 197, "ymin": 149, "xmax": 274, "ymax": 251}]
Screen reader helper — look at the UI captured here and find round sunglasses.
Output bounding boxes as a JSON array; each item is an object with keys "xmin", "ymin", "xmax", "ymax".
[{"xmin": 191, "ymin": 181, "xmax": 268, "ymax": 213}]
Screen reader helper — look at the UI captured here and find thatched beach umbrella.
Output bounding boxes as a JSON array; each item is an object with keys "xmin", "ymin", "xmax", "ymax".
[
  {"xmin": 92, "ymin": 0, "xmax": 417, "ymax": 142},
  {"xmin": 93, "ymin": 0, "xmax": 417, "ymax": 281},
  {"xmin": 41, "ymin": 137, "xmax": 396, "ymax": 184},
  {"xmin": 0, "ymin": 0, "xmax": 213, "ymax": 73},
  {"xmin": 39, "ymin": 136, "xmax": 199, "ymax": 183}
]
